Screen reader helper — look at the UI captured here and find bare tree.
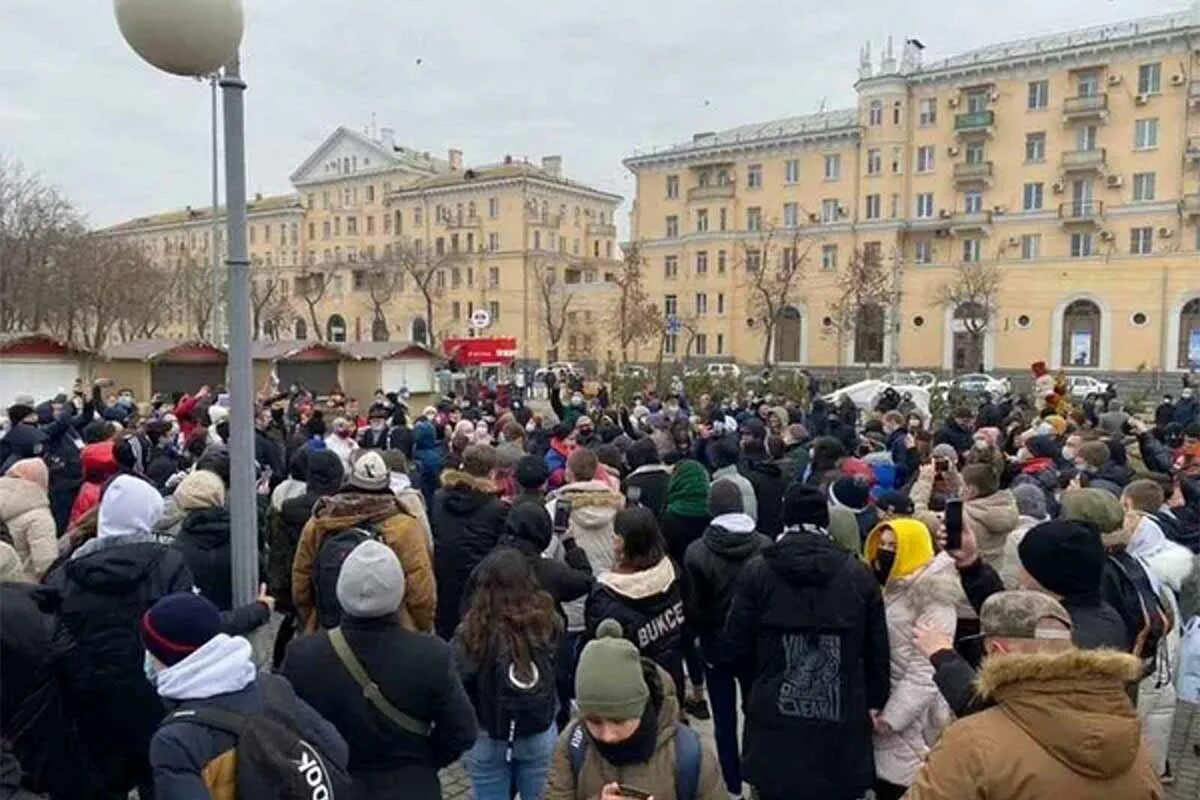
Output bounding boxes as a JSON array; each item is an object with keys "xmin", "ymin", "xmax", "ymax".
[
  {"xmin": 825, "ymin": 245, "xmax": 893, "ymax": 377},
  {"xmin": 364, "ymin": 254, "xmax": 406, "ymax": 341},
  {"xmin": 934, "ymin": 261, "xmax": 1003, "ymax": 375},
  {"xmin": 393, "ymin": 242, "xmax": 451, "ymax": 347},
  {"xmin": 609, "ymin": 242, "xmax": 661, "ymax": 362},
  {"xmin": 295, "ymin": 262, "xmax": 334, "ymax": 341},
  {"xmin": 531, "ymin": 254, "xmax": 574, "ymax": 362},
  {"xmin": 737, "ymin": 226, "xmax": 811, "ymax": 369},
  {"xmin": 250, "ymin": 264, "xmax": 293, "ymax": 340}
]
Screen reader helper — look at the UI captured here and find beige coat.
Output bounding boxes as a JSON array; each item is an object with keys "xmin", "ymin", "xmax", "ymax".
[
  {"xmin": 0, "ymin": 475, "xmax": 58, "ymax": 581},
  {"xmin": 964, "ymin": 489, "xmax": 1019, "ymax": 569}
]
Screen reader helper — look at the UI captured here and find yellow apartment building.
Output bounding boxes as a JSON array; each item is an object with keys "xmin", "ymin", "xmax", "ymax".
[{"xmin": 625, "ymin": 8, "xmax": 1200, "ymax": 379}]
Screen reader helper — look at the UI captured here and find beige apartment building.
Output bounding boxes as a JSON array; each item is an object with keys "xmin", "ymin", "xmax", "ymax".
[
  {"xmin": 625, "ymin": 8, "xmax": 1200, "ymax": 378},
  {"xmin": 101, "ymin": 125, "xmax": 622, "ymax": 363}
]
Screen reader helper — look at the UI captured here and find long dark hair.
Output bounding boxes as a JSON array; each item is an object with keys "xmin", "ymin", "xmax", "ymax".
[{"xmin": 459, "ymin": 549, "xmax": 560, "ymax": 679}]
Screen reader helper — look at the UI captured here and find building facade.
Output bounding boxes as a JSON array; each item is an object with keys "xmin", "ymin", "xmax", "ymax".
[
  {"xmin": 101, "ymin": 126, "xmax": 622, "ymax": 364},
  {"xmin": 625, "ymin": 8, "xmax": 1200, "ymax": 377}
]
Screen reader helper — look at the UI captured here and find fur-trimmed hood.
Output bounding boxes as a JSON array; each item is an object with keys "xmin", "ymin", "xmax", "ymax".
[
  {"xmin": 597, "ymin": 557, "xmax": 676, "ymax": 600},
  {"xmin": 548, "ymin": 480, "xmax": 624, "ymax": 532},
  {"xmin": 438, "ymin": 468, "xmax": 498, "ymax": 495},
  {"xmin": 310, "ymin": 491, "xmax": 407, "ymax": 529},
  {"xmin": 975, "ymin": 649, "xmax": 1144, "ymax": 779}
]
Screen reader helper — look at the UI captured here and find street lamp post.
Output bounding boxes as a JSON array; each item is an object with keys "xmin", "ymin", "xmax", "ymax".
[{"xmin": 115, "ymin": 0, "xmax": 258, "ymax": 608}]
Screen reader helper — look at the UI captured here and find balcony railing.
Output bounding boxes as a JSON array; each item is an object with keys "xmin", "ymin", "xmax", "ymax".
[
  {"xmin": 1183, "ymin": 193, "xmax": 1200, "ymax": 217},
  {"xmin": 954, "ymin": 110, "xmax": 994, "ymax": 133},
  {"xmin": 586, "ymin": 222, "xmax": 617, "ymax": 237},
  {"xmin": 524, "ymin": 212, "xmax": 562, "ymax": 227},
  {"xmin": 1061, "ymin": 148, "xmax": 1107, "ymax": 172},
  {"xmin": 1063, "ymin": 93, "xmax": 1109, "ymax": 118},
  {"xmin": 950, "ymin": 210, "xmax": 993, "ymax": 231},
  {"xmin": 953, "ymin": 161, "xmax": 994, "ymax": 184},
  {"xmin": 1058, "ymin": 201, "xmax": 1104, "ymax": 224},
  {"xmin": 687, "ymin": 183, "xmax": 735, "ymax": 202},
  {"xmin": 444, "ymin": 214, "xmax": 481, "ymax": 229}
]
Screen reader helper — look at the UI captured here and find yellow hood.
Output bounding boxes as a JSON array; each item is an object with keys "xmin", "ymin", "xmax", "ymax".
[{"xmin": 864, "ymin": 517, "xmax": 935, "ymax": 582}]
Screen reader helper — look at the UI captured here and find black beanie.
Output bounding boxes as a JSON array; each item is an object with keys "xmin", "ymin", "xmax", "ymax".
[
  {"xmin": 1017, "ymin": 519, "xmax": 1103, "ymax": 597},
  {"xmin": 626, "ymin": 438, "xmax": 660, "ymax": 470},
  {"xmin": 782, "ymin": 484, "xmax": 830, "ymax": 529},
  {"xmin": 515, "ymin": 455, "xmax": 550, "ymax": 490},
  {"xmin": 709, "ymin": 478, "xmax": 744, "ymax": 516}
]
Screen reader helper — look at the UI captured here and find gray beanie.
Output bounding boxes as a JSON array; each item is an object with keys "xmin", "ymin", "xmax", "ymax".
[
  {"xmin": 575, "ymin": 619, "xmax": 649, "ymax": 720},
  {"xmin": 709, "ymin": 478, "xmax": 744, "ymax": 516},
  {"xmin": 349, "ymin": 450, "xmax": 391, "ymax": 492},
  {"xmin": 336, "ymin": 540, "xmax": 405, "ymax": 618},
  {"xmin": 1012, "ymin": 483, "xmax": 1047, "ymax": 520}
]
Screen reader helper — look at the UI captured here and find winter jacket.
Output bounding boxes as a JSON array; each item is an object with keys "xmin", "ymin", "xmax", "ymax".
[
  {"xmin": 172, "ymin": 508, "xmax": 270, "ymax": 632},
  {"xmin": 0, "ymin": 475, "xmax": 57, "ymax": 581},
  {"xmin": 544, "ymin": 438, "xmax": 572, "ymax": 489},
  {"xmin": 430, "ymin": 470, "xmax": 509, "ymax": 638},
  {"xmin": 546, "ymin": 480, "xmax": 624, "ymax": 632},
  {"xmin": 389, "ymin": 423, "xmax": 415, "ymax": 459},
  {"xmin": 69, "ymin": 441, "xmax": 117, "ymax": 524},
  {"xmin": 0, "ymin": 422, "xmax": 45, "ymax": 474},
  {"xmin": 152, "ymin": 641, "xmax": 349, "ymax": 800},
  {"xmin": 712, "ymin": 464, "xmax": 758, "ymax": 523},
  {"xmin": 999, "ymin": 514, "xmax": 1048, "ymax": 588},
  {"xmin": 543, "ymin": 664, "xmax": 725, "ymax": 800},
  {"xmin": 624, "ymin": 463, "xmax": 673, "ymax": 518},
  {"xmin": 738, "ymin": 455, "xmax": 787, "ymax": 537},
  {"xmin": 584, "ymin": 558, "xmax": 687, "ymax": 699},
  {"xmin": 720, "ymin": 530, "xmax": 890, "ymax": 800},
  {"xmin": 907, "ymin": 650, "xmax": 1161, "ymax": 800},
  {"xmin": 39, "ymin": 397, "xmax": 93, "ymax": 532},
  {"xmin": 932, "ymin": 419, "xmax": 973, "ymax": 455},
  {"xmin": 660, "ymin": 509, "xmax": 712, "ymax": 573},
  {"xmin": 864, "ymin": 521, "xmax": 959, "ymax": 787},
  {"xmin": 411, "ymin": 421, "xmax": 443, "ymax": 507},
  {"xmin": 283, "ymin": 613, "xmax": 477, "ymax": 799},
  {"xmin": 964, "ymin": 489, "xmax": 1019, "ymax": 569},
  {"xmin": 269, "ymin": 450, "xmax": 344, "ymax": 615},
  {"xmin": 683, "ymin": 513, "xmax": 770, "ymax": 659},
  {"xmin": 452, "ymin": 626, "xmax": 562, "ymax": 740},
  {"xmin": 294, "ymin": 491, "xmax": 435, "ymax": 634},
  {"xmin": 828, "ymin": 504, "xmax": 867, "ymax": 555},
  {"xmin": 500, "ymin": 493, "xmax": 593, "ymax": 610}
]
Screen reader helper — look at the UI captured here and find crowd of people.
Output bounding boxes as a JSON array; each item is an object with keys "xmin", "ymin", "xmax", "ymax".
[{"xmin": 2, "ymin": 365, "xmax": 1200, "ymax": 800}]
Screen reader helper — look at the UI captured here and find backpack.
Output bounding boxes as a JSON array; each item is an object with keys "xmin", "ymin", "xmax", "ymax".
[
  {"xmin": 566, "ymin": 718, "xmax": 700, "ymax": 800},
  {"xmin": 1107, "ymin": 552, "xmax": 1172, "ymax": 671},
  {"xmin": 162, "ymin": 682, "xmax": 353, "ymax": 800},
  {"xmin": 313, "ymin": 523, "xmax": 377, "ymax": 630},
  {"xmin": 478, "ymin": 635, "xmax": 557, "ymax": 744}
]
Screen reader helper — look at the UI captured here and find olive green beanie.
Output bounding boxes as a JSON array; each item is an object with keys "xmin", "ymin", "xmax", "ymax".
[
  {"xmin": 574, "ymin": 619, "xmax": 649, "ymax": 720},
  {"xmin": 1060, "ymin": 488, "xmax": 1124, "ymax": 534}
]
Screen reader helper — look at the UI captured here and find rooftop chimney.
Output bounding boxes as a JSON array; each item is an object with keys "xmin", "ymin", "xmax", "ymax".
[
  {"xmin": 541, "ymin": 155, "xmax": 562, "ymax": 178},
  {"xmin": 448, "ymin": 148, "xmax": 463, "ymax": 172},
  {"xmin": 380, "ymin": 126, "xmax": 395, "ymax": 150}
]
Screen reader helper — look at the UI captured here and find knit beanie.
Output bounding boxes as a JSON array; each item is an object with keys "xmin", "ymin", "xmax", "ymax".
[
  {"xmin": 175, "ymin": 469, "xmax": 226, "ymax": 511},
  {"xmin": 575, "ymin": 619, "xmax": 649, "ymax": 720},
  {"xmin": 336, "ymin": 540, "xmax": 406, "ymax": 618},
  {"xmin": 1011, "ymin": 483, "xmax": 1047, "ymax": 520},
  {"xmin": 349, "ymin": 450, "xmax": 390, "ymax": 492},
  {"xmin": 515, "ymin": 455, "xmax": 550, "ymax": 490},
  {"xmin": 782, "ymin": 484, "xmax": 829, "ymax": 529},
  {"xmin": 1060, "ymin": 488, "xmax": 1124, "ymax": 534},
  {"xmin": 666, "ymin": 460, "xmax": 710, "ymax": 518},
  {"xmin": 708, "ymin": 479, "xmax": 744, "ymax": 516},
  {"xmin": 876, "ymin": 490, "xmax": 914, "ymax": 516},
  {"xmin": 829, "ymin": 475, "xmax": 871, "ymax": 511},
  {"xmin": 1026, "ymin": 435, "xmax": 1058, "ymax": 460},
  {"xmin": 1017, "ymin": 519, "xmax": 1104, "ymax": 597},
  {"xmin": 141, "ymin": 592, "xmax": 221, "ymax": 666},
  {"xmin": 626, "ymin": 438, "xmax": 660, "ymax": 470}
]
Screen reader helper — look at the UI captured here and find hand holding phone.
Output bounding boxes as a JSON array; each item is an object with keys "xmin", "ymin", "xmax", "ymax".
[
  {"xmin": 943, "ymin": 499, "xmax": 964, "ymax": 552},
  {"xmin": 553, "ymin": 498, "xmax": 573, "ymax": 537}
]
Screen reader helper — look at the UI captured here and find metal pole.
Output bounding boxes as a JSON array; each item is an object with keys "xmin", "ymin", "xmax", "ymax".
[
  {"xmin": 220, "ymin": 53, "xmax": 257, "ymax": 608},
  {"xmin": 211, "ymin": 75, "xmax": 223, "ymax": 346}
]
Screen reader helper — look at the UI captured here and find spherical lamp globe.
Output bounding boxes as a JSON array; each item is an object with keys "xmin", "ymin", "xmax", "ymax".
[{"xmin": 114, "ymin": 0, "xmax": 243, "ymax": 77}]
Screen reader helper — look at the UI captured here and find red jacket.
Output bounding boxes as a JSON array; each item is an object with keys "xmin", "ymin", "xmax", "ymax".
[{"xmin": 69, "ymin": 442, "xmax": 118, "ymax": 524}]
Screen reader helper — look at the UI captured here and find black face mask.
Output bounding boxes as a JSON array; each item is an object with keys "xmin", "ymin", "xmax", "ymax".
[{"xmin": 873, "ymin": 549, "xmax": 897, "ymax": 586}]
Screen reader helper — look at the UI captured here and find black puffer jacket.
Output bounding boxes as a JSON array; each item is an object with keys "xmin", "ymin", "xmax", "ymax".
[
  {"xmin": 683, "ymin": 516, "xmax": 771, "ymax": 659},
  {"xmin": 173, "ymin": 507, "xmax": 270, "ymax": 634},
  {"xmin": 269, "ymin": 450, "xmax": 343, "ymax": 614},
  {"xmin": 500, "ymin": 492, "xmax": 593, "ymax": 609},
  {"xmin": 738, "ymin": 455, "xmax": 787, "ymax": 538},
  {"xmin": 431, "ymin": 470, "xmax": 509, "ymax": 639},
  {"xmin": 584, "ymin": 558, "xmax": 686, "ymax": 701},
  {"xmin": 721, "ymin": 532, "xmax": 890, "ymax": 800}
]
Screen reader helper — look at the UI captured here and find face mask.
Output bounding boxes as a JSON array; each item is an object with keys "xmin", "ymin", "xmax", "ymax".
[
  {"xmin": 665, "ymin": 404, "xmax": 679, "ymax": 416},
  {"xmin": 425, "ymin": 412, "xmax": 437, "ymax": 422},
  {"xmin": 336, "ymin": 429, "xmax": 352, "ymax": 439},
  {"xmin": 571, "ymin": 395, "xmax": 584, "ymax": 407},
  {"xmin": 1061, "ymin": 446, "xmax": 1077, "ymax": 461},
  {"xmin": 873, "ymin": 549, "xmax": 897, "ymax": 585},
  {"xmin": 370, "ymin": 421, "xmax": 386, "ymax": 432},
  {"xmin": 143, "ymin": 652, "xmax": 159, "ymax": 686},
  {"xmin": 526, "ymin": 421, "xmax": 537, "ymax": 433}
]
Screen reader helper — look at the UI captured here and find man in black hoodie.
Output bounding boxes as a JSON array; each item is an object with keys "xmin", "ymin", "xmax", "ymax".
[
  {"xmin": 722, "ymin": 483, "xmax": 890, "ymax": 800},
  {"xmin": 623, "ymin": 437, "xmax": 672, "ymax": 516},
  {"xmin": 737, "ymin": 419, "xmax": 786, "ymax": 538},
  {"xmin": 684, "ymin": 479, "xmax": 770, "ymax": 797}
]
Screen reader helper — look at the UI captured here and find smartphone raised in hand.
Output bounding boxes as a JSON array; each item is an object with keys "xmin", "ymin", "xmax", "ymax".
[
  {"xmin": 553, "ymin": 497, "xmax": 573, "ymax": 536},
  {"xmin": 944, "ymin": 499, "xmax": 964, "ymax": 551}
]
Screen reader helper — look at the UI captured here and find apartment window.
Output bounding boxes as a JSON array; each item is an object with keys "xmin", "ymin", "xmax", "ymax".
[
  {"xmin": 1078, "ymin": 125, "xmax": 1098, "ymax": 151},
  {"xmin": 717, "ymin": 293, "xmax": 725, "ymax": 314},
  {"xmin": 488, "ymin": 197, "xmax": 499, "ymax": 218},
  {"xmin": 966, "ymin": 91, "xmax": 988, "ymax": 113},
  {"xmin": 916, "ymin": 241, "xmax": 936, "ymax": 266},
  {"xmin": 1134, "ymin": 118, "xmax": 1159, "ymax": 149},
  {"xmin": 322, "ymin": 191, "xmax": 330, "ymax": 209},
  {"xmin": 1022, "ymin": 182, "xmax": 1044, "ymax": 211},
  {"xmin": 435, "ymin": 237, "xmax": 445, "ymax": 256},
  {"xmin": 918, "ymin": 97, "xmax": 936, "ymax": 126},
  {"xmin": 717, "ymin": 250, "xmax": 727, "ymax": 274},
  {"xmin": 745, "ymin": 249, "xmax": 762, "ymax": 271},
  {"xmin": 1077, "ymin": 70, "xmax": 1100, "ymax": 97},
  {"xmin": 352, "ymin": 269, "xmax": 367, "ymax": 291},
  {"xmin": 695, "ymin": 293, "xmax": 708, "ymax": 316},
  {"xmin": 863, "ymin": 241, "xmax": 882, "ymax": 263},
  {"xmin": 664, "ymin": 335, "xmax": 677, "ymax": 355},
  {"xmin": 488, "ymin": 232, "xmax": 500, "ymax": 251},
  {"xmin": 451, "ymin": 267, "xmax": 462, "ymax": 289},
  {"xmin": 1137, "ymin": 62, "xmax": 1162, "ymax": 95},
  {"xmin": 666, "ymin": 215, "xmax": 679, "ymax": 238},
  {"xmin": 716, "ymin": 333, "xmax": 725, "ymax": 354},
  {"xmin": 867, "ymin": 148, "xmax": 882, "ymax": 175},
  {"xmin": 489, "ymin": 301, "xmax": 500, "ymax": 322},
  {"xmin": 665, "ymin": 255, "xmax": 678, "ymax": 279},
  {"xmin": 962, "ymin": 238, "xmax": 981, "ymax": 263},
  {"xmin": 692, "ymin": 334, "xmax": 707, "ymax": 356},
  {"xmin": 916, "ymin": 145, "xmax": 935, "ymax": 172},
  {"xmin": 1021, "ymin": 233, "xmax": 1041, "ymax": 260},
  {"xmin": 308, "ymin": 222, "xmax": 315, "ymax": 240},
  {"xmin": 366, "ymin": 185, "xmax": 376, "ymax": 204},
  {"xmin": 347, "ymin": 216, "xmax": 359, "ymax": 235},
  {"xmin": 451, "ymin": 301, "xmax": 461, "ymax": 320},
  {"xmin": 1025, "ymin": 132, "xmax": 1046, "ymax": 163},
  {"xmin": 890, "ymin": 193, "xmax": 899, "ymax": 219},
  {"xmin": 868, "ymin": 100, "xmax": 883, "ymax": 126},
  {"xmin": 322, "ymin": 221, "xmax": 331, "ymax": 239},
  {"xmin": 696, "ymin": 208, "xmax": 709, "ymax": 233},
  {"xmin": 1070, "ymin": 232, "xmax": 1093, "ymax": 258},
  {"xmin": 964, "ymin": 191, "xmax": 983, "ymax": 213},
  {"xmin": 718, "ymin": 208, "xmax": 727, "ymax": 231},
  {"xmin": 821, "ymin": 244, "xmax": 838, "ymax": 271},
  {"xmin": 249, "ymin": 226, "xmax": 256, "ymax": 244},
  {"xmin": 916, "ymin": 192, "xmax": 935, "ymax": 218},
  {"xmin": 413, "ymin": 206, "xmax": 423, "ymax": 225},
  {"xmin": 691, "ymin": 251, "xmax": 706, "ymax": 275},
  {"xmin": 666, "ymin": 175, "xmax": 679, "ymax": 199},
  {"xmin": 747, "ymin": 164, "xmax": 763, "ymax": 189},
  {"xmin": 664, "ymin": 294, "xmax": 678, "ymax": 316},
  {"xmin": 747, "ymin": 207, "xmax": 763, "ymax": 231},
  {"xmin": 1132, "ymin": 172, "xmax": 1156, "ymax": 202},
  {"xmin": 965, "ymin": 141, "xmax": 985, "ymax": 164},
  {"xmin": 824, "ymin": 154, "xmax": 841, "ymax": 180},
  {"xmin": 1130, "ymin": 226, "xmax": 1154, "ymax": 255},
  {"xmin": 783, "ymin": 202, "xmax": 799, "ymax": 227},
  {"xmin": 821, "ymin": 199, "xmax": 840, "ymax": 223},
  {"xmin": 488, "ymin": 267, "xmax": 500, "ymax": 288},
  {"xmin": 1026, "ymin": 79, "xmax": 1050, "ymax": 110},
  {"xmin": 893, "ymin": 100, "xmax": 902, "ymax": 125},
  {"xmin": 785, "ymin": 159, "xmax": 800, "ymax": 184}
]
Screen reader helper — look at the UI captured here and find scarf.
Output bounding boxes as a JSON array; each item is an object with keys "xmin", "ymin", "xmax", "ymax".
[
  {"xmin": 592, "ymin": 700, "xmax": 660, "ymax": 766},
  {"xmin": 157, "ymin": 634, "xmax": 256, "ymax": 701},
  {"xmin": 666, "ymin": 459, "xmax": 710, "ymax": 518}
]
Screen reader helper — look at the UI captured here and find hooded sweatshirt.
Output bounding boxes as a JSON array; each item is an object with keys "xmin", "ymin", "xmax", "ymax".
[
  {"xmin": 547, "ymin": 479, "xmax": 624, "ymax": 632},
  {"xmin": 683, "ymin": 513, "xmax": 770, "ymax": 655},
  {"xmin": 964, "ymin": 489, "xmax": 1020, "ymax": 569},
  {"xmin": 0, "ymin": 465, "xmax": 57, "ymax": 581}
]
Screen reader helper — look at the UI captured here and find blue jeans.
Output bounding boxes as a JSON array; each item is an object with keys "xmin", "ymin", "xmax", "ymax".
[
  {"xmin": 465, "ymin": 725, "xmax": 558, "ymax": 800},
  {"xmin": 707, "ymin": 661, "xmax": 749, "ymax": 795}
]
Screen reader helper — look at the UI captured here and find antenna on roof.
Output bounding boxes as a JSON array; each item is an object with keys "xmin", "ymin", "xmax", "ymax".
[
  {"xmin": 370, "ymin": 112, "xmax": 377, "ymax": 139},
  {"xmin": 818, "ymin": 97, "xmax": 828, "ymax": 112}
]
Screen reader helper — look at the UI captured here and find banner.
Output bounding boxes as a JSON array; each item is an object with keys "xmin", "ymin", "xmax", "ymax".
[{"xmin": 442, "ymin": 337, "xmax": 518, "ymax": 366}]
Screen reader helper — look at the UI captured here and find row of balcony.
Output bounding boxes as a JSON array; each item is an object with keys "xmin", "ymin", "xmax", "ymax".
[
  {"xmin": 953, "ymin": 93, "xmax": 1112, "ymax": 136},
  {"xmin": 951, "ymin": 149, "xmax": 1107, "ymax": 189},
  {"xmin": 908, "ymin": 195, "xmax": 1200, "ymax": 234}
]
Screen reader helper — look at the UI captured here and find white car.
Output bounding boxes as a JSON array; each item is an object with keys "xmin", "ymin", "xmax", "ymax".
[
  {"xmin": 935, "ymin": 372, "xmax": 1010, "ymax": 397},
  {"xmin": 824, "ymin": 379, "xmax": 931, "ymax": 418},
  {"xmin": 690, "ymin": 362, "xmax": 741, "ymax": 379},
  {"xmin": 534, "ymin": 361, "xmax": 581, "ymax": 382},
  {"xmin": 1065, "ymin": 375, "xmax": 1110, "ymax": 400},
  {"xmin": 879, "ymin": 370, "xmax": 938, "ymax": 389}
]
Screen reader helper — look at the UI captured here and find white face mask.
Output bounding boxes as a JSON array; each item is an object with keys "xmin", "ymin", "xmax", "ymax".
[
  {"xmin": 526, "ymin": 421, "xmax": 537, "ymax": 433},
  {"xmin": 143, "ymin": 652, "xmax": 159, "ymax": 686},
  {"xmin": 1061, "ymin": 446, "xmax": 1077, "ymax": 461},
  {"xmin": 371, "ymin": 421, "xmax": 386, "ymax": 432}
]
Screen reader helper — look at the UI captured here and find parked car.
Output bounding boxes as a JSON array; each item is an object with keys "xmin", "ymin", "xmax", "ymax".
[
  {"xmin": 1065, "ymin": 375, "xmax": 1110, "ymax": 400},
  {"xmin": 935, "ymin": 372, "xmax": 1011, "ymax": 397},
  {"xmin": 688, "ymin": 362, "xmax": 742, "ymax": 379},
  {"xmin": 879, "ymin": 370, "xmax": 938, "ymax": 389},
  {"xmin": 617, "ymin": 364, "xmax": 649, "ymax": 379},
  {"xmin": 824, "ymin": 379, "xmax": 931, "ymax": 418},
  {"xmin": 535, "ymin": 361, "xmax": 581, "ymax": 382}
]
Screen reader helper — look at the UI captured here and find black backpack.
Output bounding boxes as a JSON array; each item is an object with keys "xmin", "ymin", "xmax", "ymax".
[
  {"xmin": 1107, "ymin": 552, "xmax": 1172, "ymax": 671},
  {"xmin": 313, "ymin": 523, "xmax": 377, "ymax": 630},
  {"xmin": 479, "ymin": 636, "xmax": 557, "ymax": 743},
  {"xmin": 162, "ymin": 682, "xmax": 353, "ymax": 800}
]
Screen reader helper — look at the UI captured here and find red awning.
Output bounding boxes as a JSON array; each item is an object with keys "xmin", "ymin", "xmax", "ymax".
[{"xmin": 442, "ymin": 337, "xmax": 518, "ymax": 366}]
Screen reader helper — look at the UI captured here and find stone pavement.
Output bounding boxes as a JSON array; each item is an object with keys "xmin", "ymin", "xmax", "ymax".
[{"xmin": 438, "ymin": 701, "xmax": 1200, "ymax": 799}]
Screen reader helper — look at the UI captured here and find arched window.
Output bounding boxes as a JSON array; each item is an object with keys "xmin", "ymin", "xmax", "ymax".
[
  {"xmin": 327, "ymin": 314, "xmax": 347, "ymax": 343},
  {"xmin": 773, "ymin": 306, "xmax": 803, "ymax": 364},
  {"xmin": 952, "ymin": 302, "xmax": 987, "ymax": 372},
  {"xmin": 411, "ymin": 316, "xmax": 428, "ymax": 345},
  {"xmin": 1179, "ymin": 298, "xmax": 1200, "ymax": 369},
  {"xmin": 262, "ymin": 320, "xmax": 276, "ymax": 340},
  {"xmin": 854, "ymin": 304, "xmax": 885, "ymax": 364},
  {"xmin": 294, "ymin": 317, "xmax": 308, "ymax": 340},
  {"xmin": 1062, "ymin": 299, "xmax": 1101, "ymax": 367}
]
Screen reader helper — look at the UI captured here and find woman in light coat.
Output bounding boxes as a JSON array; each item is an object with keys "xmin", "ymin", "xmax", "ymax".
[
  {"xmin": 0, "ymin": 458, "xmax": 58, "ymax": 581},
  {"xmin": 863, "ymin": 518, "xmax": 959, "ymax": 800}
]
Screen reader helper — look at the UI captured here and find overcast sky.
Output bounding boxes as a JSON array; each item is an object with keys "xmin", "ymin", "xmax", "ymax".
[{"xmin": 2, "ymin": 0, "xmax": 1186, "ymax": 229}]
